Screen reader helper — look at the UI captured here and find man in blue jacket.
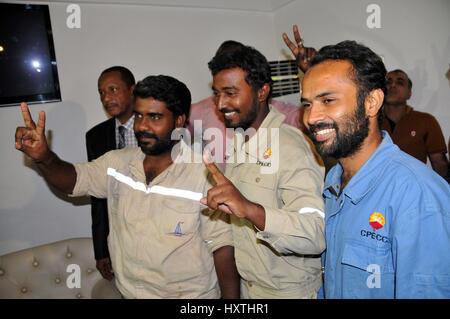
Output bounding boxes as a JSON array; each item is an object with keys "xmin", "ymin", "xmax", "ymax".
[{"xmin": 300, "ymin": 40, "xmax": 450, "ymax": 298}]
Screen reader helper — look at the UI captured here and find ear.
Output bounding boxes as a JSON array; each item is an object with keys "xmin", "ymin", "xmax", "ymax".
[
  {"xmin": 407, "ymin": 88, "xmax": 412, "ymax": 100},
  {"xmin": 175, "ymin": 114, "xmax": 187, "ymax": 128},
  {"xmin": 364, "ymin": 88, "xmax": 384, "ymax": 119},
  {"xmin": 257, "ymin": 83, "xmax": 271, "ymax": 103},
  {"xmin": 129, "ymin": 84, "xmax": 136, "ymax": 96}
]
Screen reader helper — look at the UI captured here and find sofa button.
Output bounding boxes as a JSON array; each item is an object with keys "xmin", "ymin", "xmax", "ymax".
[
  {"xmin": 87, "ymin": 268, "xmax": 93, "ymax": 274},
  {"xmin": 66, "ymin": 252, "xmax": 72, "ymax": 259},
  {"xmin": 76, "ymin": 293, "xmax": 82, "ymax": 299},
  {"xmin": 0, "ymin": 269, "xmax": 4, "ymax": 276},
  {"xmin": 32, "ymin": 261, "xmax": 39, "ymax": 267},
  {"xmin": 21, "ymin": 287, "xmax": 28, "ymax": 293},
  {"xmin": 55, "ymin": 277, "xmax": 61, "ymax": 284}
]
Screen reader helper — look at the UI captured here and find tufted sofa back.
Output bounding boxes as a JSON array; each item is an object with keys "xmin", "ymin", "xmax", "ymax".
[{"xmin": 0, "ymin": 238, "xmax": 121, "ymax": 299}]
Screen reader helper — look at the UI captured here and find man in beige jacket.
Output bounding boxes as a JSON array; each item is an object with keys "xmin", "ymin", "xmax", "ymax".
[{"xmin": 201, "ymin": 43, "xmax": 325, "ymax": 298}]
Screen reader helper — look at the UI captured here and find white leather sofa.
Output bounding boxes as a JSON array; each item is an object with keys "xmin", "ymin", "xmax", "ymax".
[{"xmin": 0, "ymin": 238, "xmax": 121, "ymax": 299}]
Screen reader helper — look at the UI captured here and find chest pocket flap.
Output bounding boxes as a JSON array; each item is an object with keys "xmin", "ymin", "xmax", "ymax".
[{"xmin": 341, "ymin": 242, "xmax": 394, "ymax": 274}]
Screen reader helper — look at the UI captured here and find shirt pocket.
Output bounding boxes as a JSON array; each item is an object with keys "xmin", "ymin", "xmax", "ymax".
[
  {"xmin": 108, "ymin": 178, "xmax": 131, "ymax": 215},
  {"xmin": 239, "ymin": 171, "xmax": 276, "ymax": 207},
  {"xmin": 340, "ymin": 242, "xmax": 395, "ymax": 298},
  {"xmin": 161, "ymin": 198, "xmax": 199, "ymax": 238}
]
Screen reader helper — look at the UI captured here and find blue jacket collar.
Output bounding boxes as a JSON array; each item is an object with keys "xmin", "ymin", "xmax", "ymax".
[{"xmin": 324, "ymin": 131, "xmax": 398, "ymax": 204}]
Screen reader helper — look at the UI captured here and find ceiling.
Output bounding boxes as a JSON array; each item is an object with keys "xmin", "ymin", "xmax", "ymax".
[{"xmin": 13, "ymin": 0, "xmax": 296, "ymax": 12}]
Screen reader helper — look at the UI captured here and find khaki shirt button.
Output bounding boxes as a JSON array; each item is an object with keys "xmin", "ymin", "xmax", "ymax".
[
  {"xmin": 21, "ymin": 287, "xmax": 28, "ymax": 293},
  {"xmin": 255, "ymin": 177, "xmax": 261, "ymax": 183},
  {"xmin": 76, "ymin": 293, "xmax": 82, "ymax": 299}
]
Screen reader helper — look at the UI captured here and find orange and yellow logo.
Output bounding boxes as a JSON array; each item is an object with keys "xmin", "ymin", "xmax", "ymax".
[
  {"xmin": 369, "ymin": 212, "xmax": 385, "ymax": 230},
  {"xmin": 263, "ymin": 148, "xmax": 272, "ymax": 159}
]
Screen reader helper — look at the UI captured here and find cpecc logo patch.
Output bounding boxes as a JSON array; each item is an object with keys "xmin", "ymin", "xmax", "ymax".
[{"xmin": 369, "ymin": 212, "xmax": 385, "ymax": 230}]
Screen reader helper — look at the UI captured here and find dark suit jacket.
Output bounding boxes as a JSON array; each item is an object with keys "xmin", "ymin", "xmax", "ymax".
[{"xmin": 85, "ymin": 117, "xmax": 116, "ymax": 260}]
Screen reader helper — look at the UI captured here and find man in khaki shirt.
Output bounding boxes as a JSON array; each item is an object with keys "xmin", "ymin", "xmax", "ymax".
[
  {"xmin": 15, "ymin": 75, "xmax": 239, "ymax": 299},
  {"xmin": 201, "ymin": 44, "xmax": 325, "ymax": 298}
]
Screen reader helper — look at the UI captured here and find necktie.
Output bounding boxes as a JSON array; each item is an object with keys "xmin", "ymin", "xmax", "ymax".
[{"xmin": 118, "ymin": 125, "xmax": 126, "ymax": 149}]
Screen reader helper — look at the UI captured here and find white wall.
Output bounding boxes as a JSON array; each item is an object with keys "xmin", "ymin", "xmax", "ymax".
[
  {"xmin": 273, "ymin": 0, "xmax": 450, "ymax": 142},
  {"xmin": 1, "ymin": 0, "xmax": 449, "ymax": 255}
]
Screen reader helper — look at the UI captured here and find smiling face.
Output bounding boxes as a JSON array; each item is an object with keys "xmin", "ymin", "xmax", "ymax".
[
  {"xmin": 301, "ymin": 60, "xmax": 369, "ymax": 159},
  {"xmin": 98, "ymin": 71, "xmax": 135, "ymax": 122},
  {"xmin": 212, "ymin": 67, "xmax": 259, "ymax": 131},
  {"xmin": 133, "ymin": 97, "xmax": 184, "ymax": 156}
]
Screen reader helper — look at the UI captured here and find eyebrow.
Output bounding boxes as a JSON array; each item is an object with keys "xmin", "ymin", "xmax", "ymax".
[
  {"xmin": 212, "ymin": 85, "xmax": 238, "ymax": 91},
  {"xmin": 301, "ymin": 91, "xmax": 337, "ymax": 102},
  {"xmin": 133, "ymin": 111, "xmax": 163, "ymax": 116}
]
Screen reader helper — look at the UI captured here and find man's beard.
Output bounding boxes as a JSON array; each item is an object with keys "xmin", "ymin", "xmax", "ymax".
[
  {"xmin": 135, "ymin": 131, "xmax": 175, "ymax": 156},
  {"xmin": 308, "ymin": 103, "xmax": 369, "ymax": 159},
  {"xmin": 221, "ymin": 98, "xmax": 258, "ymax": 131}
]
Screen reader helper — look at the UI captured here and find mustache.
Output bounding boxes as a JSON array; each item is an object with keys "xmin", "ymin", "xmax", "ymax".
[{"xmin": 135, "ymin": 131, "xmax": 159, "ymax": 140}]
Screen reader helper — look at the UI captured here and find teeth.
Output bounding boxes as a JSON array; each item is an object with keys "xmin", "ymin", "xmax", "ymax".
[
  {"xmin": 315, "ymin": 128, "xmax": 334, "ymax": 136},
  {"xmin": 224, "ymin": 112, "xmax": 236, "ymax": 117}
]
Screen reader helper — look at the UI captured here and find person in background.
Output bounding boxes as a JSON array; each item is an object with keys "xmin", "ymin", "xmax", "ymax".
[
  {"xmin": 86, "ymin": 66, "xmax": 138, "ymax": 281},
  {"xmin": 381, "ymin": 69, "xmax": 448, "ymax": 178}
]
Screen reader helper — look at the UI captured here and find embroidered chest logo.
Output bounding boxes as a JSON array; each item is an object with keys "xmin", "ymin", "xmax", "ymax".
[
  {"xmin": 361, "ymin": 212, "xmax": 389, "ymax": 243},
  {"xmin": 369, "ymin": 212, "xmax": 385, "ymax": 230},
  {"xmin": 256, "ymin": 148, "xmax": 272, "ymax": 167},
  {"xmin": 263, "ymin": 148, "xmax": 272, "ymax": 159},
  {"xmin": 169, "ymin": 222, "xmax": 186, "ymax": 237}
]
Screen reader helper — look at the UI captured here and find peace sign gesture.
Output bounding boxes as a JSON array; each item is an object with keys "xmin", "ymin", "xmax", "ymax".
[
  {"xmin": 200, "ymin": 150, "xmax": 266, "ymax": 229},
  {"xmin": 15, "ymin": 102, "xmax": 50, "ymax": 162},
  {"xmin": 282, "ymin": 24, "xmax": 317, "ymax": 73}
]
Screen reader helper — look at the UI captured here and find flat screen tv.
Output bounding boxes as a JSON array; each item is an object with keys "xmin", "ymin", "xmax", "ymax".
[{"xmin": 0, "ymin": 3, "xmax": 61, "ymax": 107}]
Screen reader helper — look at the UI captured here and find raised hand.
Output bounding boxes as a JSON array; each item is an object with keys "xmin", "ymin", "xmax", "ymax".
[
  {"xmin": 15, "ymin": 102, "xmax": 50, "ymax": 162},
  {"xmin": 200, "ymin": 150, "xmax": 266, "ymax": 229},
  {"xmin": 282, "ymin": 24, "xmax": 317, "ymax": 73}
]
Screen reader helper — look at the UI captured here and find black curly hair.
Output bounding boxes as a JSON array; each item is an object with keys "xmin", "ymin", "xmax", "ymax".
[
  {"xmin": 208, "ymin": 45, "xmax": 272, "ymax": 99},
  {"xmin": 133, "ymin": 75, "xmax": 191, "ymax": 120},
  {"xmin": 311, "ymin": 40, "xmax": 387, "ymax": 127}
]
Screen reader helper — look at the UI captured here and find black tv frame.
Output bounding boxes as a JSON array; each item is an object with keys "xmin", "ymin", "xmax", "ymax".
[{"xmin": 0, "ymin": 3, "xmax": 61, "ymax": 107}]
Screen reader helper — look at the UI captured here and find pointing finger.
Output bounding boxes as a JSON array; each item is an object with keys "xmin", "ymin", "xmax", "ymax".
[
  {"xmin": 282, "ymin": 32, "xmax": 298, "ymax": 55},
  {"xmin": 293, "ymin": 24, "xmax": 303, "ymax": 46},
  {"xmin": 20, "ymin": 102, "xmax": 36, "ymax": 129},
  {"xmin": 36, "ymin": 111, "xmax": 46, "ymax": 136},
  {"xmin": 203, "ymin": 149, "xmax": 228, "ymax": 185}
]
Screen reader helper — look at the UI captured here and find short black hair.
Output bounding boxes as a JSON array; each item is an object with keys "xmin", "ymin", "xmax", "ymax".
[
  {"xmin": 388, "ymin": 69, "xmax": 412, "ymax": 89},
  {"xmin": 311, "ymin": 40, "xmax": 387, "ymax": 127},
  {"xmin": 215, "ymin": 40, "xmax": 245, "ymax": 56},
  {"xmin": 100, "ymin": 66, "xmax": 135, "ymax": 88},
  {"xmin": 208, "ymin": 45, "xmax": 272, "ymax": 99},
  {"xmin": 133, "ymin": 75, "xmax": 191, "ymax": 120}
]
